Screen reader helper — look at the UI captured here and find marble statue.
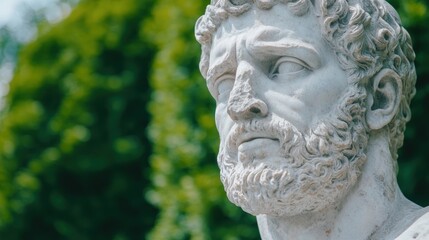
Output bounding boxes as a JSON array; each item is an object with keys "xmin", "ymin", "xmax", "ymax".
[{"xmin": 195, "ymin": 0, "xmax": 429, "ymax": 239}]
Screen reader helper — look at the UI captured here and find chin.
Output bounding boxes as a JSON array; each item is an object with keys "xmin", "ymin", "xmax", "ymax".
[{"xmin": 222, "ymin": 155, "xmax": 362, "ymax": 217}]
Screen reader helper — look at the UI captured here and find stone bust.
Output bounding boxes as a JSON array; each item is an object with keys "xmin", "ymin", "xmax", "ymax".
[{"xmin": 195, "ymin": 0, "xmax": 428, "ymax": 239}]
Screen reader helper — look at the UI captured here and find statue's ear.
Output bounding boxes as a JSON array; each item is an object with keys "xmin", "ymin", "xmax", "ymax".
[{"xmin": 366, "ymin": 69, "xmax": 402, "ymax": 130}]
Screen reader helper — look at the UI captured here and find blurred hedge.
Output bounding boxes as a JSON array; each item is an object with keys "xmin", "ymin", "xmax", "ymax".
[
  {"xmin": 0, "ymin": 0, "xmax": 157, "ymax": 239},
  {"xmin": 0, "ymin": 0, "xmax": 427, "ymax": 239}
]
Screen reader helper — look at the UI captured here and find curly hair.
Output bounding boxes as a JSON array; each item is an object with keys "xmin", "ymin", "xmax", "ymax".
[{"xmin": 195, "ymin": 0, "xmax": 417, "ymax": 169}]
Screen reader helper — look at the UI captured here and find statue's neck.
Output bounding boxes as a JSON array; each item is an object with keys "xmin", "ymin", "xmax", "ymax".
[{"xmin": 257, "ymin": 131, "xmax": 421, "ymax": 240}]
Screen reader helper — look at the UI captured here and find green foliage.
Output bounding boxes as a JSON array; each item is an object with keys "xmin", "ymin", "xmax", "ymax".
[
  {"xmin": 144, "ymin": 1, "xmax": 259, "ymax": 239},
  {"xmin": 0, "ymin": 0, "xmax": 428, "ymax": 239},
  {"xmin": 0, "ymin": 0, "xmax": 157, "ymax": 239}
]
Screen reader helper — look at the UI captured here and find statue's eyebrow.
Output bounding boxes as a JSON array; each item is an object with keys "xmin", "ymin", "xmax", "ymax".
[{"xmin": 247, "ymin": 38, "xmax": 322, "ymax": 69}]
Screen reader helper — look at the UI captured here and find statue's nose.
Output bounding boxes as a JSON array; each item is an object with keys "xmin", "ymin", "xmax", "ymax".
[
  {"xmin": 226, "ymin": 64, "xmax": 268, "ymax": 121},
  {"xmin": 227, "ymin": 97, "xmax": 268, "ymax": 121}
]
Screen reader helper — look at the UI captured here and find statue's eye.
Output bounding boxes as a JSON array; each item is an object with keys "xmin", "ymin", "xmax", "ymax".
[
  {"xmin": 269, "ymin": 57, "xmax": 310, "ymax": 81},
  {"xmin": 216, "ymin": 75, "xmax": 234, "ymax": 101}
]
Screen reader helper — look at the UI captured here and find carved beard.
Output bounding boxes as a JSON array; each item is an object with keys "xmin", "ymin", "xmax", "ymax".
[{"xmin": 217, "ymin": 86, "xmax": 369, "ymax": 216}]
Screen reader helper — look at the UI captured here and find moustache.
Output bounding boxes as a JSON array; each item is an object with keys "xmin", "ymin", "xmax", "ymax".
[{"xmin": 224, "ymin": 114, "xmax": 303, "ymax": 155}]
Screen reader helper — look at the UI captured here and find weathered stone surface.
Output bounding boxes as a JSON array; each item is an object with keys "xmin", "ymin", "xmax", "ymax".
[{"xmin": 195, "ymin": 0, "xmax": 427, "ymax": 239}]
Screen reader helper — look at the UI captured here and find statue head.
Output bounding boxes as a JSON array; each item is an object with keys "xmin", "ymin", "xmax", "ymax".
[{"xmin": 195, "ymin": 0, "xmax": 416, "ymax": 217}]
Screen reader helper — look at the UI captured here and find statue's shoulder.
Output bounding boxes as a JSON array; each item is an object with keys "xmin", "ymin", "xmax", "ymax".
[{"xmin": 395, "ymin": 207, "xmax": 429, "ymax": 240}]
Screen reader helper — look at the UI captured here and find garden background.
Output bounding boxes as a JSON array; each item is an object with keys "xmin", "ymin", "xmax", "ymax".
[{"xmin": 0, "ymin": 0, "xmax": 428, "ymax": 239}]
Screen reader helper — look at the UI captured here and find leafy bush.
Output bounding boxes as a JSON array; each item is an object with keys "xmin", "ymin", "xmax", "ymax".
[
  {"xmin": 0, "ymin": 0, "xmax": 427, "ymax": 239},
  {"xmin": 0, "ymin": 0, "xmax": 157, "ymax": 239}
]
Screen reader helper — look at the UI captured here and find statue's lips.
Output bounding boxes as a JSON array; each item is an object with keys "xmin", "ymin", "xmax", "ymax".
[{"xmin": 237, "ymin": 137, "xmax": 279, "ymax": 152}]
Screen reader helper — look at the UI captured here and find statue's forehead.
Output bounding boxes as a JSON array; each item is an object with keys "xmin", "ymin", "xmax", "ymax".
[{"xmin": 212, "ymin": 4, "xmax": 321, "ymax": 46}]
